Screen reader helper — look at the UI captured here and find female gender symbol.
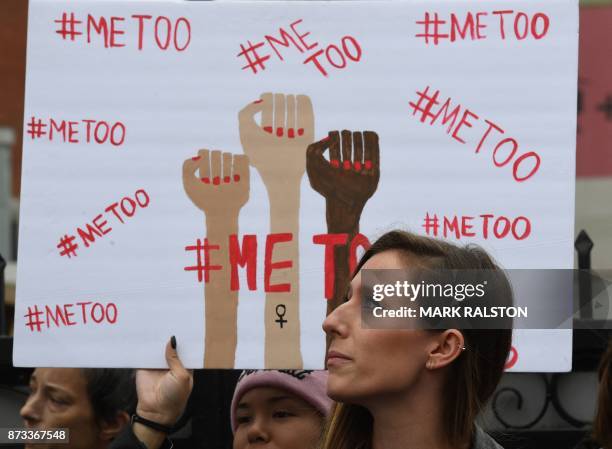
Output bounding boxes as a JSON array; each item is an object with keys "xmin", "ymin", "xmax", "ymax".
[{"xmin": 275, "ymin": 304, "xmax": 287, "ymax": 328}]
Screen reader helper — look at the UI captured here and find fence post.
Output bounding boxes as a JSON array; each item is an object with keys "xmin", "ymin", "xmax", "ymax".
[{"xmin": 574, "ymin": 230, "xmax": 593, "ymax": 319}]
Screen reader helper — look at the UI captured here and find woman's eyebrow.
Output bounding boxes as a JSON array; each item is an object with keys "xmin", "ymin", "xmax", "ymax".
[{"xmin": 44, "ymin": 384, "xmax": 73, "ymax": 398}]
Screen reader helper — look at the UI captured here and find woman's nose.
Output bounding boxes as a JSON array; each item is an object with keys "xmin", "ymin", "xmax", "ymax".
[
  {"xmin": 20, "ymin": 393, "xmax": 42, "ymax": 426},
  {"xmin": 323, "ymin": 304, "xmax": 348, "ymax": 337}
]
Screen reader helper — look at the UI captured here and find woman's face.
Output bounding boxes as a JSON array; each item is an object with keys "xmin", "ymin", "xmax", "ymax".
[
  {"xmin": 20, "ymin": 368, "xmax": 106, "ymax": 449},
  {"xmin": 233, "ymin": 387, "xmax": 323, "ymax": 449},
  {"xmin": 323, "ymin": 250, "xmax": 437, "ymax": 404}
]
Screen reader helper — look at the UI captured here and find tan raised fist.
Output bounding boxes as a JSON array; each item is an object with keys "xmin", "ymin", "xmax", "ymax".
[
  {"xmin": 239, "ymin": 93, "xmax": 314, "ymax": 183},
  {"xmin": 183, "ymin": 150, "xmax": 250, "ymax": 216}
]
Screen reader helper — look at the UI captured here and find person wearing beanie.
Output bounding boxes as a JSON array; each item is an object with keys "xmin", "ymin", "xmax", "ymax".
[
  {"xmin": 231, "ymin": 370, "xmax": 332, "ymax": 449},
  {"xmin": 109, "ymin": 339, "xmax": 331, "ymax": 449}
]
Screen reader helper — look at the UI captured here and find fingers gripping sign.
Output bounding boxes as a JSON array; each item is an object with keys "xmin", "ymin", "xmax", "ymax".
[
  {"xmin": 135, "ymin": 337, "xmax": 193, "ymax": 426},
  {"xmin": 133, "ymin": 337, "xmax": 194, "ymax": 448}
]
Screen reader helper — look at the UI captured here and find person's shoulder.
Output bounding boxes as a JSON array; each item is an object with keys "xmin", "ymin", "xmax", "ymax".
[{"xmin": 471, "ymin": 426, "xmax": 505, "ymax": 449}]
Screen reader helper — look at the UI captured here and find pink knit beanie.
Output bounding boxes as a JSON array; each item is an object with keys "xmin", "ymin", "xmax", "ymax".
[{"xmin": 230, "ymin": 370, "xmax": 332, "ymax": 433}]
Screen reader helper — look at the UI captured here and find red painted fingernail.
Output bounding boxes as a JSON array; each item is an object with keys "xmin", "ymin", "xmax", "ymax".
[
  {"xmin": 298, "ymin": 128, "xmax": 304, "ymax": 136},
  {"xmin": 330, "ymin": 159, "xmax": 340, "ymax": 168},
  {"xmin": 201, "ymin": 177, "xmax": 210, "ymax": 184},
  {"xmin": 264, "ymin": 126, "xmax": 273, "ymax": 134},
  {"xmin": 234, "ymin": 174, "xmax": 241, "ymax": 182},
  {"xmin": 364, "ymin": 160, "xmax": 373, "ymax": 170},
  {"xmin": 354, "ymin": 161, "xmax": 362, "ymax": 171},
  {"xmin": 253, "ymin": 99, "xmax": 263, "ymax": 104},
  {"xmin": 343, "ymin": 160, "xmax": 351, "ymax": 170},
  {"xmin": 213, "ymin": 176, "xmax": 220, "ymax": 185},
  {"xmin": 288, "ymin": 128, "xmax": 295, "ymax": 138},
  {"xmin": 224, "ymin": 176, "xmax": 231, "ymax": 183},
  {"xmin": 192, "ymin": 156, "xmax": 201, "ymax": 161},
  {"xmin": 321, "ymin": 136, "xmax": 330, "ymax": 141},
  {"xmin": 276, "ymin": 127, "xmax": 284, "ymax": 137}
]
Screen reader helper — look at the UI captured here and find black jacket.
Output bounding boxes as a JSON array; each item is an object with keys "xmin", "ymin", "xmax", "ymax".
[
  {"xmin": 110, "ymin": 423, "xmax": 503, "ymax": 449},
  {"xmin": 110, "ymin": 425, "xmax": 172, "ymax": 449}
]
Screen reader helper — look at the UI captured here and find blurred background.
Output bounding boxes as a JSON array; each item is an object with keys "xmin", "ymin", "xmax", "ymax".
[{"xmin": 1, "ymin": 1, "xmax": 611, "ymax": 448}]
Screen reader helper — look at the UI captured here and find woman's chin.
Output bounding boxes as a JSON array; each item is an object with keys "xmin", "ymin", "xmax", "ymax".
[{"xmin": 327, "ymin": 375, "xmax": 359, "ymax": 402}]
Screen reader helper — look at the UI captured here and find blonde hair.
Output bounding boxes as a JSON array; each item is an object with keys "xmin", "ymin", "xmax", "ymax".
[{"xmin": 321, "ymin": 403, "xmax": 372, "ymax": 449}]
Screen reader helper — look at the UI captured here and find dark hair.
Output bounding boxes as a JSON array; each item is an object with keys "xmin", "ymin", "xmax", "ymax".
[
  {"xmin": 81, "ymin": 369, "xmax": 137, "ymax": 424},
  {"xmin": 593, "ymin": 339, "xmax": 612, "ymax": 449},
  {"xmin": 321, "ymin": 230, "xmax": 513, "ymax": 449}
]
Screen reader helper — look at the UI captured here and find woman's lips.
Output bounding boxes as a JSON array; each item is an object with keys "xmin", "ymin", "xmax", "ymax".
[{"xmin": 326, "ymin": 350, "xmax": 352, "ymax": 367}]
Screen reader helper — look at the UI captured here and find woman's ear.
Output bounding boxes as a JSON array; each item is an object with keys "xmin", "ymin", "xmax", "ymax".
[
  {"xmin": 425, "ymin": 329, "xmax": 465, "ymax": 370},
  {"xmin": 99, "ymin": 410, "xmax": 130, "ymax": 441}
]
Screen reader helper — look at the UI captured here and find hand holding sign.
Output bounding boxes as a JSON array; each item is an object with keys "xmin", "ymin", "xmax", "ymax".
[
  {"xmin": 133, "ymin": 338, "xmax": 193, "ymax": 447},
  {"xmin": 135, "ymin": 338, "xmax": 193, "ymax": 426}
]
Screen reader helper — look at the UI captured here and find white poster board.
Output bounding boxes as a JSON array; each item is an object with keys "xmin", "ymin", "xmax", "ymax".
[{"xmin": 14, "ymin": 0, "xmax": 578, "ymax": 371}]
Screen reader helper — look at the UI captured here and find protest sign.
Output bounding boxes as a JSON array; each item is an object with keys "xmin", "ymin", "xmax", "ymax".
[{"xmin": 14, "ymin": 0, "xmax": 578, "ymax": 370}]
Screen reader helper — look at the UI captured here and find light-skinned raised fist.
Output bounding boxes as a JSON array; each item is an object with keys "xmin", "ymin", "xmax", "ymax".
[
  {"xmin": 182, "ymin": 150, "xmax": 250, "ymax": 216},
  {"xmin": 239, "ymin": 93, "xmax": 314, "ymax": 182}
]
